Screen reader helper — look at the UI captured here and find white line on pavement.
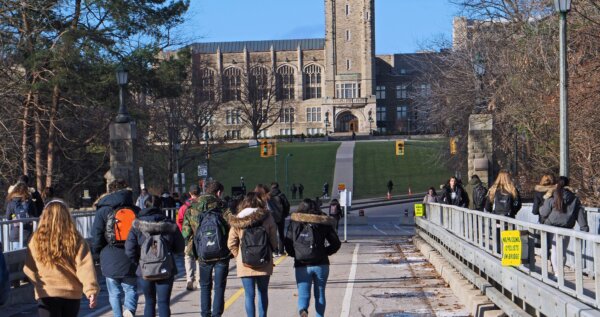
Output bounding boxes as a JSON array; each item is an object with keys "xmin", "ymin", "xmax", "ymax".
[
  {"xmin": 372, "ymin": 225, "xmax": 388, "ymax": 235},
  {"xmin": 340, "ymin": 243, "xmax": 360, "ymax": 317},
  {"xmin": 394, "ymin": 224, "xmax": 404, "ymax": 232}
]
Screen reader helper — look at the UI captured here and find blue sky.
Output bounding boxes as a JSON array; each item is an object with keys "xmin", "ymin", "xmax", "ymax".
[{"xmin": 179, "ymin": 1, "xmax": 458, "ymax": 54}]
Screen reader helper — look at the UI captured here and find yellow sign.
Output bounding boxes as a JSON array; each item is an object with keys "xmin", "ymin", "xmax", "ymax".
[
  {"xmin": 259, "ymin": 139, "xmax": 276, "ymax": 158},
  {"xmin": 395, "ymin": 140, "xmax": 405, "ymax": 156},
  {"xmin": 501, "ymin": 230, "xmax": 522, "ymax": 266},
  {"xmin": 450, "ymin": 137, "xmax": 457, "ymax": 155},
  {"xmin": 414, "ymin": 204, "xmax": 425, "ymax": 217},
  {"xmin": 338, "ymin": 183, "xmax": 346, "ymax": 191}
]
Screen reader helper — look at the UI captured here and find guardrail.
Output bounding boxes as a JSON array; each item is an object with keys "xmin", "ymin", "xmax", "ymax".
[{"xmin": 417, "ymin": 203, "xmax": 600, "ymax": 316}]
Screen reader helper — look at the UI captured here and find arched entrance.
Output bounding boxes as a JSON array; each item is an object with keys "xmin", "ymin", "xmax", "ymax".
[{"xmin": 336, "ymin": 111, "xmax": 359, "ymax": 132}]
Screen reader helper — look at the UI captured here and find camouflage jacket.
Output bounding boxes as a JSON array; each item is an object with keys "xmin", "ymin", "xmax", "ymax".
[{"xmin": 181, "ymin": 194, "xmax": 232, "ymax": 257}]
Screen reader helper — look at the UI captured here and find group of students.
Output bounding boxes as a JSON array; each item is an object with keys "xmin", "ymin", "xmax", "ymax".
[
  {"xmin": 422, "ymin": 169, "xmax": 589, "ymax": 272},
  {"xmin": 8, "ymin": 178, "xmax": 340, "ymax": 317}
]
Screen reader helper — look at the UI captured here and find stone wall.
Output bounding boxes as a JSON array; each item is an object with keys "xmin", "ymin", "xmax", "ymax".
[{"xmin": 468, "ymin": 114, "xmax": 493, "ymax": 186}]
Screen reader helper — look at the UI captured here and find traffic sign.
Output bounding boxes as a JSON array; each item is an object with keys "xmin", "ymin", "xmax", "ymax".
[
  {"xmin": 338, "ymin": 183, "xmax": 346, "ymax": 191},
  {"xmin": 501, "ymin": 230, "xmax": 522, "ymax": 266},
  {"xmin": 414, "ymin": 204, "xmax": 425, "ymax": 217}
]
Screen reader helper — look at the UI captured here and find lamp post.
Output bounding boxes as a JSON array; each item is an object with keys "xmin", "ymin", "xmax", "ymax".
[
  {"xmin": 285, "ymin": 153, "xmax": 293, "ymax": 196},
  {"xmin": 205, "ymin": 130, "xmax": 210, "ymax": 180},
  {"xmin": 554, "ymin": 0, "xmax": 571, "ymax": 177},
  {"xmin": 324, "ymin": 111, "xmax": 330, "ymax": 137},
  {"xmin": 115, "ymin": 64, "xmax": 131, "ymax": 123},
  {"xmin": 473, "ymin": 53, "xmax": 486, "ymax": 113},
  {"xmin": 368, "ymin": 110, "xmax": 374, "ymax": 136}
]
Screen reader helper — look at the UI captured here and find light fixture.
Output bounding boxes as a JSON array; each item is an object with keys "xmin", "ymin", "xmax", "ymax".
[{"xmin": 553, "ymin": 0, "xmax": 572, "ymax": 13}]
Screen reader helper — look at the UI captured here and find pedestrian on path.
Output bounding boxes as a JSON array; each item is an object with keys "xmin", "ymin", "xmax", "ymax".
[
  {"xmin": 291, "ymin": 183, "xmax": 298, "ymax": 199},
  {"xmin": 298, "ymin": 184, "xmax": 305, "ymax": 199},
  {"xmin": 227, "ymin": 192, "xmax": 278, "ymax": 317},
  {"xmin": 322, "ymin": 182, "xmax": 329, "ymax": 199},
  {"xmin": 125, "ymin": 195, "xmax": 185, "ymax": 317},
  {"xmin": 285, "ymin": 199, "xmax": 341, "ymax": 317},
  {"xmin": 532, "ymin": 174, "xmax": 556, "ymax": 223},
  {"xmin": 484, "ymin": 170, "xmax": 521, "ymax": 218},
  {"xmin": 387, "ymin": 180, "xmax": 393, "ymax": 194},
  {"xmin": 423, "ymin": 187, "xmax": 439, "ymax": 204},
  {"xmin": 441, "ymin": 177, "xmax": 468, "ymax": 208},
  {"xmin": 5, "ymin": 183, "xmax": 37, "ymax": 250},
  {"xmin": 24, "ymin": 199, "xmax": 99, "ymax": 316},
  {"xmin": 176, "ymin": 185, "xmax": 201, "ymax": 291},
  {"xmin": 328, "ymin": 198, "xmax": 342, "ymax": 232},
  {"xmin": 270, "ymin": 182, "xmax": 291, "ymax": 256},
  {"xmin": 465, "ymin": 175, "xmax": 487, "ymax": 211}
]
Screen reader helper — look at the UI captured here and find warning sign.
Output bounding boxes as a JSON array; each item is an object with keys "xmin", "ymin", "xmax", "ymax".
[
  {"xmin": 414, "ymin": 204, "xmax": 425, "ymax": 217},
  {"xmin": 501, "ymin": 230, "xmax": 522, "ymax": 266}
]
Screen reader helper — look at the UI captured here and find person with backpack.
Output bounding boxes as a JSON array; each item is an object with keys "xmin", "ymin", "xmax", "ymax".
[
  {"xmin": 532, "ymin": 174, "xmax": 556, "ymax": 223},
  {"xmin": 270, "ymin": 183, "xmax": 290, "ymax": 256},
  {"xmin": 177, "ymin": 185, "xmax": 200, "ymax": 291},
  {"xmin": 24, "ymin": 200, "xmax": 99, "ymax": 316},
  {"xmin": 227, "ymin": 192, "xmax": 278, "ymax": 317},
  {"xmin": 539, "ymin": 176, "xmax": 589, "ymax": 273},
  {"xmin": 484, "ymin": 170, "xmax": 522, "ymax": 218},
  {"xmin": 298, "ymin": 184, "xmax": 305, "ymax": 199},
  {"xmin": 0, "ymin": 242, "xmax": 10, "ymax": 305},
  {"xmin": 5, "ymin": 183, "xmax": 37, "ymax": 250},
  {"xmin": 125, "ymin": 195, "xmax": 184, "ymax": 317},
  {"xmin": 285, "ymin": 199, "xmax": 341, "ymax": 317},
  {"xmin": 328, "ymin": 198, "xmax": 342, "ymax": 232},
  {"xmin": 8, "ymin": 175, "xmax": 44, "ymax": 216},
  {"xmin": 182, "ymin": 181, "xmax": 232, "ymax": 317},
  {"xmin": 441, "ymin": 176, "xmax": 469, "ymax": 208},
  {"xmin": 91, "ymin": 179, "xmax": 139, "ymax": 317},
  {"xmin": 466, "ymin": 175, "xmax": 488, "ymax": 211}
]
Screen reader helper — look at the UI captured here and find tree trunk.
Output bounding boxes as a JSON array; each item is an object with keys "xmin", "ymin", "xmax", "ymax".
[
  {"xmin": 34, "ymin": 106, "xmax": 44, "ymax": 192},
  {"xmin": 46, "ymin": 84, "xmax": 60, "ymax": 187},
  {"xmin": 21, "ymin": 90, "xmax": 32, "ymax": 175}
]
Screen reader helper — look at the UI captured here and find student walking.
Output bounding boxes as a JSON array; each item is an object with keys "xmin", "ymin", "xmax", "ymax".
[
  {"xmin": 125, "ymin": 195, "xmax": 185, "ymax": 317},
  {"xmin": 466, "ymin": 175, "xmax": 488, "ymax": 211},
  {"xmin": 5, "ymin": 183, "xmax": 37, "ymax": 250},
  {"xmin": 227, "ymin": 192, "xmax": 278, "ymax": 317},
  {"xmin": 441, "ymin": 177, "xmax": 469, "ymax": 207},
  {"xmin": 422, "ymin": 187, "xmax": 439, "ymax": 204},
  {"xmin": 285, "ymin": 199, "xmax": 341, "ymax": 317},
  {"xmin": 532, "ymin": 174, "xmax": 556, "ymax": 223},
  {"xmin": 298, "ymin": 184, "xmax": 305, "ymax": 199},
  {"xmin": 176, "ymin": 185, "xmax": 201, "ymax": 291},
  {"xmin": 328, "ymin": 198, "xmax": 343, "ymax": 232},
  {"xmin": 270, "ymin": 183, "xmax": 291, "ymax": 256},
  {"xmin": 24, "ymin": 200, "xmax": 99, "ymax": 316},
  {"xmin": 484, "ymin": 170, "xmax": 522, "ymax": 218}
]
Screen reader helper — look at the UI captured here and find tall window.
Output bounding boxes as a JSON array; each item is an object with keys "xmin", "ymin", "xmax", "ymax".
[
  {"xmin": 226, "ymin": 109, "xmax": 241, "ymax": 125},
  {"xmin": 280, "ymin": 108, "xmax": 295, "ymax": 123},
  {"xmin": 396, "ymin": 84, "xmax": 408, "ymax": 99},
  {"xmin": 376, "ymin": 106, "xmax": 386, "ymax": 121},
  {"xmin": 304, "ymin": 64, "xmax": 322, "ymax": 99},
  {"xmin": 226, "ymin": 130, "xmax": 241, "ymax": 139},
  {"xmin": 345, "ymin": 3, "xmax": 350, "ymax": 15},
  {"xmin": 346, "ymin": 30, "xmax": 351, "ymax": 41},
  {"xmin": 376, "ymin": 86, "xmax": 386, "ymax": 99},
  {"xmin": 346, "ymin": 59, "xmax": 351, "ymax": 70},
  {"xmin": 223, "ymin": 68, "xmax": 241, "ymax": 101},
  {"xmin": 306, "ymin": 107, "xmax": 322, "ymax": 122},
  {"xmin": 198, "ymin": 69, "xmax": 215, "ymax": 101},
  {"xmin": 250, "ymin": 66, "xmax": 269, "ymax": 101},
  {"xmin": 277, "ymin": 66, "xmax": 295, "ymax": 100},
  {"xmin": 336, "ymin": 82, "xmax": 360, "ymax": 99},
  {"xmin": 280, "ymin": 129, "xmax": 295, "ymax": 136},
  {"xmin": 396, "ymin": 105, "xmax": 408, "ymax": 119}
]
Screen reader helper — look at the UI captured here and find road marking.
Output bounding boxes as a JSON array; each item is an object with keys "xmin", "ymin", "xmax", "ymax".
[
  {"xmin": 372, "ymin": 225, "xmax": 388, "ymax": 235},
  {"xmin": 394, "ymin": 224, "xmax": 404, "ymax": 232},
  {"xmin": 340, "ymin": 243, "xmax": 360, "ymax": 317},
  {"xmin": 223, "ymin": 255, "xmax": 288, "ymax": 311}
]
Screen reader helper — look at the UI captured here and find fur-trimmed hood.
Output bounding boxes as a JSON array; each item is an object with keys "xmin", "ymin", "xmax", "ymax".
[
  {"xmin": 291, "ymin": 212, "xmax": 336, "ymax": 226},
  {"xmin": 228, "ymin": 208, "xmax": 270, "ymax": 229},
  {"xmin": 132, "ymin": 219, "xmax": 178, "ymax": 235},
  {"xmin": 535, "ymin": 184, "xmax": 556, "ymax": 196},
  {"xmin": 543, "ymin": 186, "xmax": 575, "ymax": 199}
]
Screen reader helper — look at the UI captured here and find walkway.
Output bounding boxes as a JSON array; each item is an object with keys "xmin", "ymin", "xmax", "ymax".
[{"xmin": 331, "ymin": 141, "xmax": 355, "ymax": 200}]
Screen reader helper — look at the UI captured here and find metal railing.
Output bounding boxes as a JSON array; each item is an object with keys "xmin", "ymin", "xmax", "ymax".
[{"xmin": 419, "ymin": 203, "xmax": 600, "ymax": 310}]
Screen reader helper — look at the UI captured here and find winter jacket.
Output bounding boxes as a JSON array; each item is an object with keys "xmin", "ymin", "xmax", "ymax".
[
  {"xmin": 124, "ymin": 207, "xmax": 185, "ymax": 278},
  {"xmin": 328, "ymin": 203, "xmax": 342, "ymax": 220},
  {"xmin": 90, "ymin": 189, "xmax": 138, "ymax": 278},
  {"xmin": 182, "ymin": 194, "xmax": 231, "ymax": 258},
  {"xmin": 270, "ymin": 188, "xmax": 290, "ymax": 221},
  {"xmin": 540, "ymin": 188, "xmax": 589, "ymax": 231},
  {"xmin": 284, "ymin": 212, "xmax": 341, "ymax": 268},
  {"xmin": 24, "ymin": 237, "xmax": 99, "ymax": 300},
  {"xmin": 176, "ymin": 199, "xmax": 193, "ymax": 231},
  {"xmin": 484, "ymin": 189, "xmax": 522, "ymax": 218},
  {"xmin": 7, "ymin": 185, "xmax": 43, "ymax": 217},
  {"xmin": 423, "ymin": 194, "xmax": 439, "ymax": 204},
  {"xmin": 465, "ymin": 178, "xmax": 487, "ymax": 211},
  {"xmin": 532, "ymin": 185, "xmax": 555, "ymax": 223},
  {"xmin": 5, "ymin": 197, "xmax": 37, "ymax": 242},
  {"xmin": 441, "ymin": 184, "xmax": 469, "ymax": 208},
  {"xmin": 0, "ymin": 242, "xmax": 9, "ymax": 305},
  {"xmin": 227, "ymin": 208, "xmax": 278, "ymax": 278}
]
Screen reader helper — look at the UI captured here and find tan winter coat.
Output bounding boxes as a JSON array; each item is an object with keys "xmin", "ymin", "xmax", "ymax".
[{"xmin": 227, "ymin": 208, "xmax": 278, "ymax": 278}]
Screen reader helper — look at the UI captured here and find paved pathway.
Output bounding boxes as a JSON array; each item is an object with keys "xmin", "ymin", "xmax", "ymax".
[{"xmin": 331, "ymin": 141, "xmax": 355, "ymax": 200}]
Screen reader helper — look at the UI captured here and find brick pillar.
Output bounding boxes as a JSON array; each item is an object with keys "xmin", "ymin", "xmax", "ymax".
[{"xmin": 468, "ymin": 114, "xmax": 493, "ymax": 186}]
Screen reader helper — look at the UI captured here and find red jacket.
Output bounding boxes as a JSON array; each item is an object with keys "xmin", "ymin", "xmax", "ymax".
[{"xmin": 176, "ymin": 199, "xmax": 193, "ymax": 231}]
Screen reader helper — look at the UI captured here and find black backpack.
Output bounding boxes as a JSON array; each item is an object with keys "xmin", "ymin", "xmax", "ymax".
[
  {"xmin": 195, "ymin": 209, "xmax": 230, "ymax": 262},
  {"xmin": 292, "ymin": 223, "xmax": 327, "ymax": 264},
  {"xmin": 472, "ymin": 185, "xmax": 488, "ymax": 210},
  {"xmin": 139, "ymin": 232, "xmax": 174, "ymax": 281},
  {"xmin": 493, "ymin": 192, "xmax": 520, "ymax": 217},
  {"xmin": 241, "ymin": 224, "xmax": 271, "ymax": 267}
]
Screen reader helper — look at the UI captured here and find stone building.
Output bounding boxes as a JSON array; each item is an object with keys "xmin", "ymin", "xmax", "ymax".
[{"xmin": 189, "ymin": 0, "xmax": 436, "ymax": 139}]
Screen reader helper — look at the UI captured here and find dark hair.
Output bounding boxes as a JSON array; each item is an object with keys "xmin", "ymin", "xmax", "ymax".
[
  {"xmin": 18, "ymin": 175, "xmax": 30, "ymax": 185},
  {"xmin": 205, "ymin": 181, "xmax": 224, "ymax": 195},
  {"xmin": 145, "ymin": 195, "xmax": 162, "ymax": 209},
  {"xmin": 296, "ymin": 198, "xmax": 320, "ymax": 215},
  {"xmin": 188, "ymin": 185, "xmax": 200, "ymax": 196},
  {"xmin": 471, "ymin": 174, "xmax": 480, "ymax": 181},
  {"xmin": 108, "ymin": 179, "xmax": 128, "ymax": 193},
  {"xmin": 271, "ymin": 182, "xmax": 280, "ymax": 189},
  {"xmin": 253, "ymin": 184, "xmax": 270, "ymax": 200},
  {"xmin": 428, "ymin": 187, "xmax": 437, "ymax": 196},
  {"xmin": 42, "ymin": 187, "xmax": 55, "ymax": 200},
  {"xmin": 553, "ymin": 176, "xmax": 570, "ymax": 213},
  {"xmin": 237, "ymin": 192, "xmax": 266, "ymax": 210}
]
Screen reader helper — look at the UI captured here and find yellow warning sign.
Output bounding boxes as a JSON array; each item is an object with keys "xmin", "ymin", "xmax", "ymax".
[
  {"xmin": 501, "ymin": 230, "xmax": 522, "ymax": 266},
  {"xmin": 414, "ymin": 204, "xmax": 425, "ymax": 217}
]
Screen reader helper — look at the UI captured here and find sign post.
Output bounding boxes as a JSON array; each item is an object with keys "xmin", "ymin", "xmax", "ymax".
[{"xmin": 340, "ymin": 189, "xmax": 352, "ymax": 242}]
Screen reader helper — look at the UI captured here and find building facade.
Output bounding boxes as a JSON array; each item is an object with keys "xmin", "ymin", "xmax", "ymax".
[{"xmin": 190, "ymin": 0, "xmax": 434, "ymax": 139}]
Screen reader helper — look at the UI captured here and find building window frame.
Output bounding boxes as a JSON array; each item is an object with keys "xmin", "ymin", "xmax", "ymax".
[
  {"xmin": 223, "ymin": 67, "xmax": 242, "ymax": 102},
  {"xmin": 376, "ymin": 106, "xmax": 386, "ymax": 121},
  {"xmin": 306, "ymin": 107, "xmax": 322, "ymax": 122},
  {"xmin": 280, "ymin": 107, "xmax": 295, "ymax": 123},
  {"xmin": 376, "ymin": 85, "xmax": 386, "ymax": 99},
  {"xmin": 304, "ymin": 64, "xmax": 322, "ymax": 99},
  {"xmin": 396, "ymin": 105, "xmax": 408, "ymax": 120},
  {"xmin": 396, "ymin": 84, "xmax": 409, "ymax": 99},
  {"xmin": 276, "ymin": 65, "xmax": 295, "ymax": 100},
  {"xmin": 336, "ymin": 82, "xmax": 360, "ymax": 99}
]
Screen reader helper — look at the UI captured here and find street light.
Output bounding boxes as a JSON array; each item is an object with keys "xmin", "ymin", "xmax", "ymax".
[
  {"xmin": 115, "ymin": 64, "xmax": 131, "ymax": 123},
  {"xmin": 285, "ymin": 153, "xmax": 293, "ymax": 196},
  {"xmin": 324, "ymin": 111, "xmax": 330, "ymax": 136},
  {"xmin": 368, "ymin": 110, "xmax": 374, "ymax": 136},
  {"xmin": 554, "ymin": 0, "xmax": 571, "ymax": 177}
]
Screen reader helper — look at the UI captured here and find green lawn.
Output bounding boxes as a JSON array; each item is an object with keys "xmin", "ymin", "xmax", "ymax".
[
  {"xmin": 182, "ymin": 142, "xmax": 340, "ymax": 201},
  {"xmin": 353, "ymin": 140, "xmax": 452, "ymax": 199}
]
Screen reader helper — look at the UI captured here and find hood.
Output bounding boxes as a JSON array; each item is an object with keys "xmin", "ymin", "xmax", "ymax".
[
  {"xmin": 228, "ymin": 208, "xmax": 270, "ymax": 229},
  {"xmin": 95, "ymin": 189, "xmax": 134, "ymax": 208},
  {"xmin": 132, "ymin": 218, "xmax": 178, "ymax": 235},
  {"xmin": 291, "ymin": 212, "xmax": 336, "ymax": 226},
  {"xmin": 270, "ymin": 188, "xmax": 283, "ymax": 196},
  {"xmin": 468, "ymin": 178, "xmax": 482, "ymax": 186}
]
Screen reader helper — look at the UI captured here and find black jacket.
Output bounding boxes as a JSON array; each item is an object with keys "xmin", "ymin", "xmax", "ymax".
[
  {"xmin": 441, "ymin": 184, "xmax": 469, "ymax": 208},
  {"xmin": 540, "ymin": 188, "xmax": 589, "ymax": 231},
  {"xmin": 284, "ymin": 212, "xmax": 341, "ymax": 268},
  {"xmin": 270, "ymin": 188, "xmax": 290, "ymax": 220},
  {"xmin": 125, "ymin": 207, "xmax": 185, "ymax": 277},
  {"xmin": 532, "ymin": 185, "xmax": 555, "ymax": 223},
  {"xmin": 91, "ymin": 189, "xmax": 139, "ymax": 278}
]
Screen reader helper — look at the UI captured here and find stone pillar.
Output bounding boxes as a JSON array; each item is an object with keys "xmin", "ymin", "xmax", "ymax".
[
  {"xmin": 468, "ymin": 114, "xmax": 493, "ymax": 187},
  {"xmin": 107, "ymin": 121, "xmax": 139, "ymax": 196}
]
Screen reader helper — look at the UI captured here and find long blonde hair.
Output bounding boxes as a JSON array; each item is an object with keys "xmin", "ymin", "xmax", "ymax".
[
  {"xmin": 31, "ymin": 200, "xmax": 82, "ymax": 269},
  {"xmin": 488, "ymin": 170, "xmax": 518, "ymax": 201}
]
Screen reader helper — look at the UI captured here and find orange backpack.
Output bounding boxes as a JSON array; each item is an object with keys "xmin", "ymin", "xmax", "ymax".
[{"xmin": 105, "ymin": 207, "xmax": 137, "ymax": 244}]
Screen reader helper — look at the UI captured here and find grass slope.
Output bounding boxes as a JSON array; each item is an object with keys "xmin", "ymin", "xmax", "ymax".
[{"xmin": 353, "ymin": 140, "xmax": 451, "ymax": 199}]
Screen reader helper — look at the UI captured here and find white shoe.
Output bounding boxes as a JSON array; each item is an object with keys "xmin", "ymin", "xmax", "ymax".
[{"xmin": 123, "ymin": 310, "xmax": 135, "ymax": 317}]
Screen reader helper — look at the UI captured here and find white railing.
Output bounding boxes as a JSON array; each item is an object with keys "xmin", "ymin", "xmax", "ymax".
[{"xmin": 421, "ymin": 203, "xmax": 600, "ymax": 309}]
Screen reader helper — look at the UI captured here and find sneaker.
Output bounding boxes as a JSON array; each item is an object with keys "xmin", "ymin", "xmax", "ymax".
[
  {"xmin": 299, "ymin": 309, "xmax": 308, "ymax": 317},
  {"xmin": 123, "ymin": 310, "xmax": 135, "ymax": 317},
  {"xmin": 186, "ymin": 281, "xmax": 194, "ymax": 291}
]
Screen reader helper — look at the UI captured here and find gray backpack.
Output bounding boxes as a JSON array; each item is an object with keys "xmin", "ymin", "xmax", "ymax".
[{"xmin": 139, "ymin": 233, "xmax": 174, "ymax": 281}]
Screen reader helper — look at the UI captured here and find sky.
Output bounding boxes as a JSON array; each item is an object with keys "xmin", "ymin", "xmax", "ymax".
[{"xmin": 178, "ymin": 1, "xmax": 459, "ymax": 54}]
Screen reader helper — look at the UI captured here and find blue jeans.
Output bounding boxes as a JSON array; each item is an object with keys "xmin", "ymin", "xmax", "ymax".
[
  {"xmin": 295, "ymin": 265, "xmax": 329, "ymax": 317},
  {"xmin": 139, "ymin": 277, "xmax": 174, "ymax": 317},
  {"xmin": 200, "ymin": 259, "xmax": 230, "ymax": 317},
  {"xmin": 241, "ymin": 276, "xmax": 270, "ymax": 317},
  {"xmin": 105, "ymin": 277, "xmax": 138, "ymax": 317}
]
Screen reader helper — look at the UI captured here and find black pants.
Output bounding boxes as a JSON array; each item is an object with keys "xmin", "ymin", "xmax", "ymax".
[
  {"xmin": 276, "ymin": 220, "xmax": 286, "ymax": 254},
  {"xmin": 38, "ymin": 297, "xmax": 80, "ymax": 317}
]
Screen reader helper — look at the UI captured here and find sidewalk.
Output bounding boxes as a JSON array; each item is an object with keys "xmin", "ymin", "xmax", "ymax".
[{"xmin": 331, "ymin": 141, "xmax": 355, "ymax": 200}]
